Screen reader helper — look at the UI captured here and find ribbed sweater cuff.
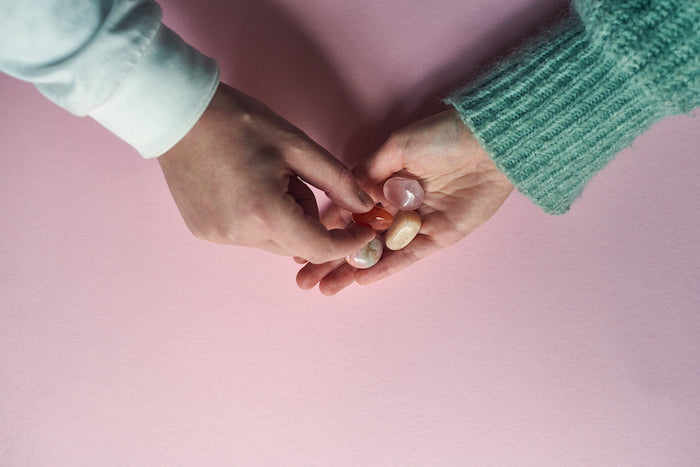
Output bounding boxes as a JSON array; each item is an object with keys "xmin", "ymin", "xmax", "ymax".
[
  {"xmin": 445, "ymin": 15, "xmax": 662, "ymax": 214},
  {"xmin": 89, "ymin": 24, "xmax": 220, "ymax": 159}
]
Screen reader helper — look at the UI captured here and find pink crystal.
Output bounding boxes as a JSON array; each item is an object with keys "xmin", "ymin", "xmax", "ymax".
[
  {"xmin": 345, "ymin": 237, "xmax": 384, "ymax": 269},
  {"xmin": 383, "ymin": 177, "xmax": 424, "ymax": 210}
]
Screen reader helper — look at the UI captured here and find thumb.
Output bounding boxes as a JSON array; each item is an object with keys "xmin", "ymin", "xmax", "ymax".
[
  {"xmin": 285, "ymin": 138, "xmax": 374, "ymax": 213},
  {"xmin": 355, "ymin": 138, "xmax": 405, "ymax": 188}
]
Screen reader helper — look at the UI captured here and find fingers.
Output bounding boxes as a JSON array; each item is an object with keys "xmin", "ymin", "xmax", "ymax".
[
  {"xmin": 298, "ymin": 235, "xmax": 439, "ymax": 294},
  {"xmin": 275, "ymin": 196, "xmax": 375, "ymax": 264},
  {"xmin": 285, "ymin": 139, "xmax": 374, "ymax": 214},
  {"xmin": 296, "ymin": 258, "xmax": 346, "ymax": 290},
  {"xmin": 296, "ymin": 257, "xmax": 357, "ymax": 296},
  {"xmin": 292, "ymin": 203, "xmax": 354, "ymax": 264},
  {"xmin": 354, "ymin": 234, "xmax": 438, "ymax": 285},
  {"xmin": 295, "ymin": 202, "xmax": 360, "ymax": 293},
  {"xmin": 297, "ymin": 227, "xmax": 440, "ymax": 294},
  {"xmin": 318, "ymin": 262, "xmax": 358, "ymax": 295},
  {"xmin": 319, "ymin": 203, "xmax": 354, "ymax": 230},
  {"xmin": 354, "ymin": 139, "xmax": 405, "ymax": 188}
]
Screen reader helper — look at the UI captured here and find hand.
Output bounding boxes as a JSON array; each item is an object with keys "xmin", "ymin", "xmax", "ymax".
[
  {"xmin": 296, "ymin": 109, "xmax": 514, "ymax": 294},
  {"xmin": 158, "ymin": 83, "xmax": 376, "ymax": 263}
]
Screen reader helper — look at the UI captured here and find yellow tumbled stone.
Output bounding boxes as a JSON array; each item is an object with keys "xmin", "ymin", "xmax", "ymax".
[{"xmin": 385, "ymin": 210, "xmax": 421, "ymax": 250}]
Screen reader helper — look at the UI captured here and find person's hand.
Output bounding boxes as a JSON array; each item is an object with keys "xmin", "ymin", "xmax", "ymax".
[
  {"xmin": 158, "ymin": 83, "xmax": 376, "ymax": 263},
  {"xmin": 296, "ymin": 108, "xmax": 514, "ymax": 294}
]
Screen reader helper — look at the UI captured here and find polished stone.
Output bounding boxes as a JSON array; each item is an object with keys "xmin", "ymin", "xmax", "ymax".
[
  {"xmin": 383, "ymin": 177, "xmax": 424, "ymax": 210},
  {"xmin": 352, "ymin": 205, "xmax": 393, "ymax": 231},
  {"xmin": 385, "ymin": 210, "xmax": 421, "ymax": 250},
  {"xmin": 345, "ymin": 237, "xmax": 384, "ymax": 269}
]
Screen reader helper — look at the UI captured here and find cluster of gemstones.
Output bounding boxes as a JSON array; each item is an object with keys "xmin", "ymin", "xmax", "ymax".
[{"xmin": 345, "ymin": 177, "xmax": 424, "ymax": 269}]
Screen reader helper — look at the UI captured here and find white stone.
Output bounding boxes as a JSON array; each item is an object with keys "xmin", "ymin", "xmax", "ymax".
[{"xmin": 345, "ymin": 237, "xmax": 384, "ymax": 269}]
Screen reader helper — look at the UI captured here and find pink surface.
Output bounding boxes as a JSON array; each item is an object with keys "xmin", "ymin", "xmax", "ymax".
[{"xmin": 1, "ymin": 0, "xmax": 699, "ymax": 465}]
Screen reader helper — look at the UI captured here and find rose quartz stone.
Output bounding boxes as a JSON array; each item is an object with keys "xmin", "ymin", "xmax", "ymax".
[
  {"xmin": 345, "ymin": 237, "xmax": 384, "ymax": 269},
  {"xmin": 382, "ymin": 177, "xmax": 424, "ymax": 210}
]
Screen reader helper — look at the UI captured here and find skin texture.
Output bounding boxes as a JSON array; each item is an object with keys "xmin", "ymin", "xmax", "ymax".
[
  {"xmin": 158, "ymin": 83, "xmax": 376, "ymax": 264},
  {"xmin": 297, "ymin": 109, "xmax": 514, "ymax": 295}
]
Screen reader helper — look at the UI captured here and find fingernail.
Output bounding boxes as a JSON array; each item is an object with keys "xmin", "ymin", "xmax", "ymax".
[{"xmin": 359, "ymin": 190, "xmax": 374, "ymax": 209}]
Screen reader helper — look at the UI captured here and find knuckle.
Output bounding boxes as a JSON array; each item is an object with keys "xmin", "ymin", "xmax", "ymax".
[
  {"xmin": 402, "ymin": 246, "xmax": 420, "ymax": 265},
  {"xmin": 249, "ymin": 208, "xmax": 274, "ymax": 234},
  {"xmin": 326, "ymin": 167, "xmax": 355, "ymax": 197},
  {"xmin": 327, "ymin": 167, "xmax": 355, "ymax": 198},
  {"xmin": 336, "ymin": 167, "xmax": 355, "ymax": 188},
  {"xmin": 190, "ymin": 218, "xmax": 241, "ymax": 245},
  {"xmin": 284, "ymin": 132, "xmax": 310, "ymax": 151},
  {"xmin": 385, "ymin": 131, "xmax": 409, "ymax": 154}
]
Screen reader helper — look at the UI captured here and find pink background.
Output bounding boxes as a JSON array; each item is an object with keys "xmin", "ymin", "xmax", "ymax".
[{"xmin": 2, "ymin": 0, "xmax": 699, "ymax": 465}]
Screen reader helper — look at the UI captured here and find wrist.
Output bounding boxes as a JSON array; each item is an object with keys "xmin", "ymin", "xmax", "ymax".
[{"xmin": 446, "ymin": 14, "xmax": 658, "ymax": 214}]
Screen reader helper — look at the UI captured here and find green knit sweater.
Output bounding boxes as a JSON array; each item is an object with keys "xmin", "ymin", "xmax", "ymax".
[{"xmin": 446, "ymin": 0, "xmax": 700, "ymax": 214}]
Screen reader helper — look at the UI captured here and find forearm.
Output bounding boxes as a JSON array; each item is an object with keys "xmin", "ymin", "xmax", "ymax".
[
  {"xmin": 446, "ymin": 0, "xmax": 700, "ymax": 214},
  {"xmin": 0, "ymin": 0, "xmax": 220, "ymax": 158}
]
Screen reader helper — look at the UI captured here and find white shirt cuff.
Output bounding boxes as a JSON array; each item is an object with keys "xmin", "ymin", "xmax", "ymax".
[{"xmin": 89, "ymin": 24, "xmax": 220, "ymax": 159}]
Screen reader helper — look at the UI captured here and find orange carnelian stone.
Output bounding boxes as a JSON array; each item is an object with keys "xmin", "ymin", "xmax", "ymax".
[{"xmin": 352, "ymin": 205, "xmax": 393, "ymax": 231}]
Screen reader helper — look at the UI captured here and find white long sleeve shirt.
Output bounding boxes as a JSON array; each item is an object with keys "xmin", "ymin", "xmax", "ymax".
[{"xmin": 0, "ymin": 0, "xmax": 220, "ymax": 158}]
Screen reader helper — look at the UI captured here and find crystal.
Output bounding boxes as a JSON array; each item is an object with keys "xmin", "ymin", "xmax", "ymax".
[
  {"xmin": 382, "ymin": 177, "xmax": 424, "ymax": 210},
  {"xmin": 345, "ymin": 236, "xmax": 384, "ymax": 269},
  {"xmin": 352, "ymin": 205, "xmax": 393, "ymax": 231},
  {"xmin": 385, "ymin": 210, "xmax": 421, "ymax": 250}
]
